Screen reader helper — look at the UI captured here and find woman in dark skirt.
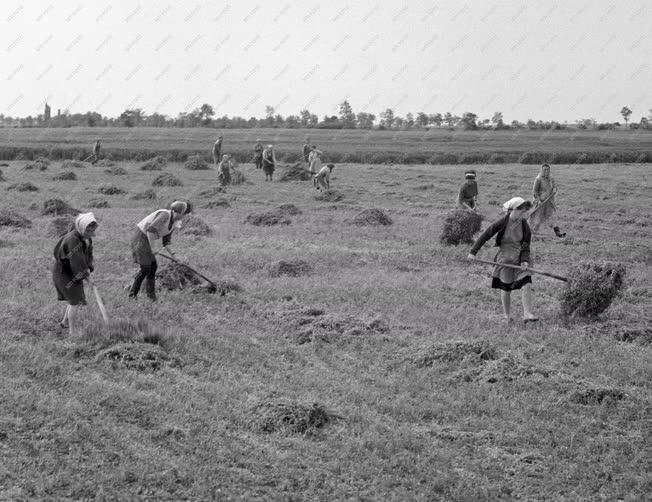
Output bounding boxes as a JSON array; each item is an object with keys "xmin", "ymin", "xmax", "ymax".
[
  {"xmin": 52, "ymin": 212, "xmax": 98, "ymax": 335},
  {"xmin": 128, "ymin": 200, "xmax": 192, "ymax": 301},
  {"xmin": 467, "ymin": 197, "xmax": 538, "ymax": 323},
  {"xmin": 262, "ymin": 144, "xmax": 276, "ymax": 181}
]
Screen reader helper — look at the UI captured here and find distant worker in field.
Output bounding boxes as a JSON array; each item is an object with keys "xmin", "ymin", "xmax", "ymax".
[
  {"xmin": 456, "ymin": 170, "xmax": 479, "ymax": 210},
  {"xmin": 90, "ymin": 139, "xmax": 101, "ymax": 165},
  {"xmin": 217, "ymin": 154, "xmax": 234, "ymax": 186},
  {"xmin": 467, "ymin": 197, "xmax": 538, "ymax": 324},
  {"xmin": 529, "ymin": 164, "xmax": 566, "ymax": 237},
  {"xmin": 212, "ymin": 134, "xmax": 223, "ymax": 166},
  {"xmin": 302, "ymin": 137, "xmax": 311, "ymax": 167},
  {"xmin": 128, "ymin": 200, "xmax": 193, "ymax": 301},
  {"xmin": 253, "ymin": 139, "xmax": 264, "ymax": 169},
  {"xmin": 313, "ymin": 163, "xmax": 335, "ymax": 190},
  {"xmin": 52, "ymin": 212, "xmax": 98, "ymax": 335},
  {"xmin": 308, "ymin": 145, "xmax": 323, "ymax": 176},
  {"xmin": 262, "ymin": 144, "xmax": 277, "ymax": 181}
]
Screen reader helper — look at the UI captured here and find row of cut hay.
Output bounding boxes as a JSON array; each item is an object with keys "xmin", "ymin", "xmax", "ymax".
[{"xmin": 245, "ymin": 204, "xmax": 300, "ymax": 226}]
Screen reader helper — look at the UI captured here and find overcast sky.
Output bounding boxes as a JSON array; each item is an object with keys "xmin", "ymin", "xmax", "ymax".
[{"xmin": 1, "ymin": 0, "xmax": 650, "ymax": 123}]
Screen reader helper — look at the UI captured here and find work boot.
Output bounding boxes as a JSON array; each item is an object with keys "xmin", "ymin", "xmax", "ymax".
[{"xmin": 553, "ymin": 226, "xmax": 566, "ymax": 238}]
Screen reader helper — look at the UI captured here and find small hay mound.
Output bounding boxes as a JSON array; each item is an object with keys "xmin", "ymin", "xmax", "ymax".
[
  {"xmin": 462, "ymin": 352, "xmax": 551, "ymax": 384},
  {"xmin": 314, "ymin": 189, "xmax": 344, "ymax": 202},
  {"xmin": 52, "ymin": 171, "xmax": 77, "ymax": 181},
  {"xmin": 141, "ymin": 156, "xmax": 167, "ymax": 170},
  {"xmin": 152, "ymin": 173, "xmax": 183, "ymax": 187},
  {"xmin": 203, "ymin": 198, "xmax": 230, "ymax": 209},
  {"xmin": 278, "ymin": 162, "xmax": 311, "ymax": 181},
  {"xmin": 98, "ymin": 184, "xmax": 125, "ymax": 195},
  {"xmin": 351, "ymin": 208, "xmax": 393, "ymax": 226},
  {"xmin": 277, "ymin": 204, "xmax": 301, "ymax": 216},
  {"xmin": 215, "ymin": 279, "xmax": 243, "ymax": 296},
  {"xmin": 560, "ymin": 262, "xmax": 626, "ymax": 317},
  {"xmin": 245, "ymin": 211, "xmax": 291, "ymax": 226},
  {"xmin": 412, "ymin": 340, "xmax": 496, "ymax": 368},
  {"xmin": 230, "ymin": 168, "xmax": 247, "ymax": 185},
  {"xmin": 7, "ymin": 182, "xmax": 38, "ymax": 192},
  {"xmin": 266, "ymin": 259, "xmax": 313, "ymax": 277},
  {"xmin": 79, "ymin": 319, "xmax": 170, "ymax": 355},
  {"xmin": 184, "ymin": 155, "xmax": 209, "ymax": 170},
  {"xmin": 24, "ymin": 157, "xmax": 50, "ymax": 170},
  {"xmin": 41, "ymin": 198, "xmax": 79, "ymax": 216},
  {"xmin": 197, "ymin": 186, "xmax": 226, "ymax": 197},
  {"xmin": 0, "ymin": 209, "xmax": 32, "ymax": 228},
  {"xmin": 569, "ymin": 385, "xmax": 625, "ymax": 405},
  {"xmin": 95, "ymin": 342, "xmax": 171, "ymax": 371},
  {"xmin": 158, "ymin": 263, "xmax": 202, "ymax": 291},
  {"xmin": 105, "ymin": 166, "xmax": 127, "ymax": 175},
  {"xmin": 612, "ymin": 326, "xmax": 652, "ymax": 345},
  {"xmin": 181, "ymin": 215, "xmax": 212, "ymax": 236},
  {"xmin": 88, "ymin": 198, "xmax": 110, "ymax": 208},
  {"xmin": 96, "ymin": 159, "xmax": 114, "ymax": 167},
  {"xmin": 246, "ymin": 400, "xmax": 332, "ymax": 435},
  {"xmin": 47, "ymin": 215, "xmax": 75, "ymax": 237},
  {"xmin": 131, "ymin": 189, "xmax": 157, "ymax": 200},
  {"xmin": 440, "ymin": 210, "xmax": 483, "ymax": 246},
  {"xmin": 61, "ymin": 160, "xmax": 86, "ymax": 169},
  {"xmin": 0, "ymin": 163, "xmax": 8, "ymax": 167}
]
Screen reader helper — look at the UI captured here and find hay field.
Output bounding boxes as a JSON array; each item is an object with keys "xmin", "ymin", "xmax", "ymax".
[{"xmin": 0, "ymin": 158, "xmax": 650, "ymax": 500}]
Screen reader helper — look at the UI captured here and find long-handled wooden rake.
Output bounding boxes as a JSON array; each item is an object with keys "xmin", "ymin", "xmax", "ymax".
[{"xmin": 471, "ymin": 257, "xmax": 568, "ymax": 282}]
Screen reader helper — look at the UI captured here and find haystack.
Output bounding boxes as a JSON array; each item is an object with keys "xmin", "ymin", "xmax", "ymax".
[
  {"xmin": 41, "ymin": 198, "xmax": 79, "ymax": 216},
  {"xmin": 47, "ymin": 215, "xmax": 75, "ymax": 237},
  {"xmin": 266, "ymin": 259, "xmax": 313, "ymax": 277},
  {"xmin": 180, "ymin": 215, "xmax": 212, "ymax": 236},
  {"xmin": 440, "ymin": 209, "xmax": 483, "ymax": 246},
  {"xmin": 79, "ymin": 318, "xmax": 170, "ymax": 352},
  {"xmin": 23, "ymin": 157, "xmax": 50, "ymax": 171},
  {"xmin": 52, "ymin": 171, "xmax": 77, "ymax": 181},
  {"xmin": 203, "ymin": 198, "xmax": 230, "ymax": 209},
  {"xmin": 158, "ymin": 263, "xmax": 202, "ymax": 291},
  {"xmin": 98, "ymin": 184, "xmax": 125, "ymax": 195},
  {"xmin": 88, "ymin": 198, "xmax": 110, "ymax": 208},
  {"xmin": 246, "ymin": 399, "xmax": 333, "ymax": 435},
  {"xmin": 0, "ymin": 209, "xmax": 32, "ymax": 228},
  {"xmin": 276, "ymin": 204, "xmax": 301, "ymax": 216},
  {"xmin": 351, "ymin": 208, "xmax": 393, "ymax": 226},
  {"xmin": 105, "ymin": 166, "xmax": 127, "ymax": 175},
  {"xmin": 560, "ymin": 262, "xmax": 626, "ymax": 317},
  {"xmin": 230, "ymin": 168, "xmax": 247, "ymax": 185},
  {"xmin": 95, "ymin": 343, "xmax": 172, "ymax": 371},
  {"xmin": 245, "ymin": 210, "xmax": 291, "ymax": 226},
  {"xmin": 61, "ymin": 160, "xmax": 86, "ymax": 169},
  {"xmin": 152, "ymin": 173, "xmax": 183, "ymax": 187},
  {"xmin": 7, "ymin": 182, "xmax": 38, "ymax": 192},
  {"xmin": 140, "ymin": 156, "xmax": 167, "ymax": 170},
  {"xmin": 411, "ymin": 340, "xmax": 496, "ymax": 368},
  {"xmin": 569, "ymin": 384, "xmax": 625, "ymax": 405},
  {"xmin": 278, "ymin": 162, "xmax": 311, "ymax": 182},
  {"xmin": 314, "ymin": 189, "xmax": 344, "ymax": 202},
  {"xmin": 184, "ymin": 155, "xmax": 209, "ymax": 170},
  {"xmin": 131, "ymin": 189, "xmax": 157, "ymax": 200}
]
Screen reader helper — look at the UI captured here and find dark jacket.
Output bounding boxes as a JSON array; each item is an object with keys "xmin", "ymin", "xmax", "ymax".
[
  {"xmin": 53, "ymin": 231, "xmax": 94, "ymax": 282},
  {"xmin": 469, "ymin": 214, "xmax": 531, "ymax": 264}
]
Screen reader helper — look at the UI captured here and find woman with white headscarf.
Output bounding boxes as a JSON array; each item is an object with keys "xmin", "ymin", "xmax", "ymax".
[
  {"xmin": 467, "ymin": 197, "xmax": 538, "ymax": 323},
  {"xmin": 262, "ymin": 144, "xmax": 277, "ymax": 181},
  {"xmin": 128, "ymin": 200, "xmax": 193, "ymax": 301},
  {"xmin": 52, "ymin": 212, "xmax": 98, "ymax": 335}
]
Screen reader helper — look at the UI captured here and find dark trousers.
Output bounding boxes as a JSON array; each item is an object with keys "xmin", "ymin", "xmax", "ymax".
[{"xmin": 129, "ymin": 261, "xmax": 157, "ymax": 299}]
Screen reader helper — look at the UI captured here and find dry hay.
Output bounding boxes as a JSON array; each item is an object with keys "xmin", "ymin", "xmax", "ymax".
[
  {"xmin": 88, "ymin": 198, "xmax": 110, "ymax": 208},
  {"xmin": 131, "ymin": 188, "xmax": 157, "ymax": 200},
  {"xmin": 440, "ymin": 209, "xmax": 483, "ymax": 246},
  {"xmin": 105, "ymin": 166, "xmax": 127, "ymax": 175},
  {"xmin": 0, "ymin": 163, "xmax": 8, "ymax": 167},
  {"xmin": 454, "ymin": 352, "xmax": 552, "ymax": 384},
  {"xmin": 95, "ymin": 342, "xmax": 172, "ymax": 371},
  {"xmin": 23, "ymin": 157, "xmax": 50, "ymax": 170},
  {"xmin": 140, "ymin": 156, "xmax": 167, "ymax": 170},
  {"xmin": 314, "ymin": 189, "xmax": 344, "ymax": 202},
  {"xmin": 276, "ymin": 203, "xmax": 301, "ymax": 216},
  {"xmin": 0, "ymin": 209, "xmax": 32, "ymax": 228},
  {"xmin": 278, "ymin": 162, "xmax": 311, "ymax": 181},
  {"xmin": 152, "ymin": 173, "xmax": 183, "ymax": 187},
  {"xmin": 7, "ymin": 182, "xmax": 38, "ymax": 192},
  {"xmin": 46, "ymin": 215, "xmax": 75, "ymax": 237},
  {"xmin": 184, "ymin": 155, "xmax": 209, "ymax": 170},
  {"xmin": 560, "ymin": 262, "xmax": 626, "ymax": 317},
  {"xmin": 61, "ymin": 160, "xmax": 86, "ymax": 169},
  {"xmin": 581, "ymin": 321, "xmax": 652, "ymax": 345},
  {"xmin": 78, "ymin": 319, "xmax": 172, "ymax": 360},
  {"xmin": 230, "ymin": 168, "xmax": 247, "ymax": 185},
  {"xmin": 350, "ymin": 208, "xmax": 393, "ymax": 226},
  {"xmin": 158, "ymin": 262, "xmax": 242, "ymax": 296},
  {"xmin": 203, "ymin": 197, "xmax": 230, "ymax": 209},
  {"xmin": 98, "ymin": 184, "xmax": 126, "ymax": 195},
  {"xmin": 180, "ymin": 215, "xmax": 212, "ymax": 236},
  {"xmin": 41, "ymin": 198, "xmax": 79, "ymax": 216},
  {"xmin": 245, "ymin": 210, "xmax": 291, "ymax": 226},
  {"xmin": 245, "ymin": 399, "xmax": 334, "ymax": 435},
  {"xmin": 569, "ymin": 384, "xmax": 625, "ymax": 405},
  {"xmin": 196, "ymin": 186, "xmax": 226, "ymax": 197},
  {"xmin": 96, "ymin": 159, "xmax": 114, "ymax": 167},
  {"xmin": 52, "ymin": 170, "xmax": 77, "ymax": 181},
  {"xmin": 411, "ymin": 340, "xmax": 497, "ymax": 368},
  {"xmin": 266, "ymin": 259, "xmax": 313, "ymax": 277}
]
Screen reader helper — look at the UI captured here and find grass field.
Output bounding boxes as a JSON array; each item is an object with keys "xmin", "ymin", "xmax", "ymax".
[
  {"xmin": 0, "ymin": 158, "xmax": 650, "ymax": 500},
  {"xmin": 1, "ymin": 127, "xmax": 652, "ymax": 165}
]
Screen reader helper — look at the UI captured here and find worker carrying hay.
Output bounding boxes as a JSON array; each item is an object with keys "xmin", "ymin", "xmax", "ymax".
[
  {"xmin": 212, "ymin": 134, "xmax": 223, "ymax": 166},
  {"xmin": 308, "ymin": 145, "xmax": 323, "ymax": 175},
  {"xmin": 217, "ymin": 154, "xmax": 234, "ymax": 186},
  {"xmin": 52, "ymin": 212, "xmax": 98, "ymax": 335},
  {"xmin": 262, "ymin": 144, "xmax": 277, "ymax": 181},
  {"xmin": 313, "ymin": 164, "xmax": 335, "ymax": 190},
  {"xmin": 529, "ymin": 164, "xmax": 566, "ymax": 237},
  {"xmin": 253, "ymin": 139, "xmax": 264, "ymax": 169},
  {"xmin": 302, "ymin": 137, "xmax": 311, "ymax": 167},
  {"xmin": 456, "ymin": 170, "xmax": 479, "ymax": 210},
  {"xmin": 467, "ymin": 197, "xmax": 538, "ymax": 324},
  {"xmin": 128, "ymin": 200, "xmax": 193, "ymax": 301},
  {"xmin": 90, "ymin": 139, "xmax": 101, "ymax": 165}
]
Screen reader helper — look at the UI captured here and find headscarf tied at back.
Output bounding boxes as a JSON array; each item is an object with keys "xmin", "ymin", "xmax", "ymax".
[
  {"xmin": 74, "ymin": 212, "xmax": 97, "ymax": 236},
  {"xmin": 502, "ymin": 197, "xmax": 532, "ymax": 213},
  {"xmin": 169, "ymin": 200, "xmax": 192, "ymax": 215}
]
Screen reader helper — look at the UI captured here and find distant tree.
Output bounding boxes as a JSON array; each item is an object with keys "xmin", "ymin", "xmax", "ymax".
[
  {"xmin": 338, "ymin": 100, "xmax": 356, "ymax": 128},
  {"xmin": 380, "ymin": 108, "xmax": 395, "ymax": 129},
  {"xmin": 393, "ymin": 116, "xmax": 405, "ymax": 129},
  {"xmin": 640, "ymin": 117, "xmax": 650, "ymax": 130},
  {"xmin": 429, "ymin": 113, "xmax": 443, "ymax": 128},
  {"xmin": 285, "ymin": 114, "xmax": 300, "ymax": 128},
  {"xmin": 405, "ymin": 112, "xmax": 414, "ymax": 129},
  {"xmin": 119, "ymin": 108, "xmax": 144, "ymax": 127},
  {"xmin": 199, "ymin": 103, "xmax": 215, "ymax": 126},
  {"xmin": 491, "ymin": 112, "xmax": 504, "ymax": 129},
  {"xmin": 299, "ymin": 109, "xmax": 311, "ymax": 127},
  {"xmin": 511, "ymin": 120, "xmax": 524, "ymax": 129},
  {"xmin": 416, "ymin": 112, "xmax": 429, "ymax": 128},
  {"xmin": 308, "ymin": 113, "xmax": 319, "ymax": 127},
  {"xmin": 459, "ymin": 112, "xmax": 478, "ymax": 130},
  {"xmin": 263, "ymin": 105, "xmax": 275, "ymax": 127},
  {"xmin": 443, "ymin": 112, "xmax": 456, "ymax": 128},
  {"xmin": 356, "ymin": 112, "xmax": 375, "ymax": 129},
  {"xmin": 620, "ymin": 106, "xmax": 632, "ymax": 126}
]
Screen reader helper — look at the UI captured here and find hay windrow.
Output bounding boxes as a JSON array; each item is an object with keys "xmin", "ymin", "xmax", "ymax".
[
  {"xmin": 245, "ymin": 399, "xmax": 334, "ymax": 435},
  {"xmin": 184, "ymin": 155, "xmax": 209, "ymax": 170},
  {"xmin": 152, "ymin": 173, "xmax": 183, "ymax": 187},
  {"xmin": 23, "ymin": 157, "xmax": 50, "ymax": 170},
  {"xmin": 266, "ymin": 259, "xmax": 313, "ymax": 277},
  {"xmin": 560, "ymin": 261, "xmax": 626, "ymax": 317},
  {"xmin": 278, "ymin": 162, "xmax": 311, "ymax": 181},
  {"xmin": 61, "ymin": 160, "xmax": 86, "ymax": 169},
  {"xmin": 411, "ymin": 340, "xmax": 497, "ymax": 368},
  {"xmin": 0, "ymin": 209, "xmax": 32, "ymax": 228},
  {"xmin": 95, "ymin": 342, "xmax": 172, "ymax": 371},
  {"xmin": 41, "ymin": 198, "xmax": 80, "ymax": 216},
  {"xmin": 52, "ymin": 171, "xmax": 77, "ymax": 181},
  {"xmin": 7, "ymin": 182, "xmax": 39, "ymax": 192},
  {"xmin": 350, "ymin": 208, "xmax": 393, "ymax": 226},
  {"xmin": 98, "ymin": 184, "xmax": 126, "ymax": 195},
  {"xmin": 246, "ymin": 211, "xmax": 291, "ymax": 226},
  {"xmin": 314, "ymin": 189, "xmax": 344, "ymax": 202},
  {"xmin": 276, "ymin": 204, "xmax": 301, "ymax": 216},
  {"xmin": 440, "ymin": 209, "xmax": 483, "ymax": 246},
  {"xmin": 203, "ymin": 198, "xmax": 230, "ymax": 209},
  {"xmin": 78, "ymin": 319, "xmax": 170, "ymax": 353},
  {"xmin": 180, "ymin": 215, "xmax": 212, "ymax": 236},
  {"xmin": 88, "ymin": 198, "xmax": 110, "ymax": 208},
  {"xmin": 158, "ymin": 262, "xmax": 241, "ymax": 295},
  {"xmin": 105, "ymin": 166, "xmax": 127, "ymax": 175},
  {"xmin": 569, "ymin": 384, "xmax": 625, "ymax": 405},
  {"xmin": 140, "ymin": 156, "xmax": 167, "ymax": 170},
  {"xmin": 131, "ymin": 188, "xmax": 157, "ymax": 200},
  {"xmin": 46, "ymin": 215, "xmax": 75, "ymax": 237}
]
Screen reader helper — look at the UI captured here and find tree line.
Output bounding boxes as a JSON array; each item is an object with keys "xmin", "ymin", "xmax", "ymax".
[{"xmin": 1, "ymin": 101, "xmax": 650, "ymax": 131}]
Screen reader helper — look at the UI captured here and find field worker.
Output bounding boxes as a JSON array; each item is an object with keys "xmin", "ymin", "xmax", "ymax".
[
  {"xmin": 308, "ymin": 145, "xmax": 323, "ymax": 175},
  {"xmin": 217, "ymin": 154, "xmax": 233, "ymax": 186},
  {"xmin": 314, "ymin": 163, "xmax": 335, "ymax": 190},
  {"xmin": 456, "ymin": 170, "xmax": 479, "ymax": 210},
  {"xmin": 91, "ymin": 139, "xmax": 101, "ymax": 165},
  {"xmin": 212, "ymin": 134, "xmax": 223, "ymax": 166},
  {"xmin": 467, "ymin": 197, "xmax": 538, "ymax": 324},
  {"xmin": 529, "ymin": 164, "xmax": 566, "ymax": 237},
  {"xmin": 302, "ymin": 137, "xmax": 311, "ymax": 166},
  {"xmin": 262, "ymin": 144, "xmax": 277, "ymax": 181},
  {"xmin": 254, "ymin": 139, "xmax": 264, "ymax": 169},
  {"xmin": 52, "ymin": 212, "xmax": 98, "ymax": 335},
  {"xmin": 128, "ymin": 200, "xmax": 193, "ymax": 301}
]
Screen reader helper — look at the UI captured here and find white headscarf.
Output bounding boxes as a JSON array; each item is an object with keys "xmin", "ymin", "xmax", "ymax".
[
  {"xmin": 74, "ymin": 212, "xmax": 97, "ymax": 236},
  {"xmin": 502, "ymin": 197, "xmax": 526, "ymax": 212}
]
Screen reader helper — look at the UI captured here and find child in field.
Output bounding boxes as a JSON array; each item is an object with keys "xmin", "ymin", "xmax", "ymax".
[
  {"xmin": 456, "ymin": 170, "xmax": 479, "ymax": 210},
  {"xmin": 90, "ymin": 140, "xmax": 101, "ymax": 165},
  {"xmin": 262, "ymin": 145, "xmax": 277, "ymax": 181},
  {"xmin": 52, "ymin": 212, "xmax": 98, "ymax": 335},
  {"xmin": 314, "ymin": 163, "xmax": 335, "ymax": 190},
  {"xmin": 128, "ymin": 200, "xmax": 193, "ymax": 301},
  {"xmin": 308, "ymin": 145, "xmax": 323, "ymax": 175},
  {"xmin": 302, "ymin": 138, "xmax": 311, "ymax": 167},
  {"xmin": 467, "ymin": 197, "xmax": 538, "ymax": 323},
  {"xmin": 254, "ymin": 139, "xmax": 264, "ymax": 169},
  {"xmin": 217, "ymin": 154, "xmax": 234, "ymax": 186},
  {"xmin": 212, "ymin": 135, "xmax": 223, "ymax": 166},
  {"xmin": 529, "ymin": 164, "xmax": 566, "ymax": 237}
]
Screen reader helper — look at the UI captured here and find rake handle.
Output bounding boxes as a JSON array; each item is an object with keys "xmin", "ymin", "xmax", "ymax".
[
  {"xmin": 87, "ymin": 277, "xmax": 110, "ymax": 323},
  {"xmin": 471, "ymin": 257, "xmax": 568, "ymax": 282},
  {"xmin": 156, "ymin": 252, "xmax": 218, "ymax": 288}
]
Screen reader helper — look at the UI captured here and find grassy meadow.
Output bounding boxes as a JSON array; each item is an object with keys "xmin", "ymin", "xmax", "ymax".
[{"xmin": 0, "ymin": 157, "xmax": 650, "ymax": 500}]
